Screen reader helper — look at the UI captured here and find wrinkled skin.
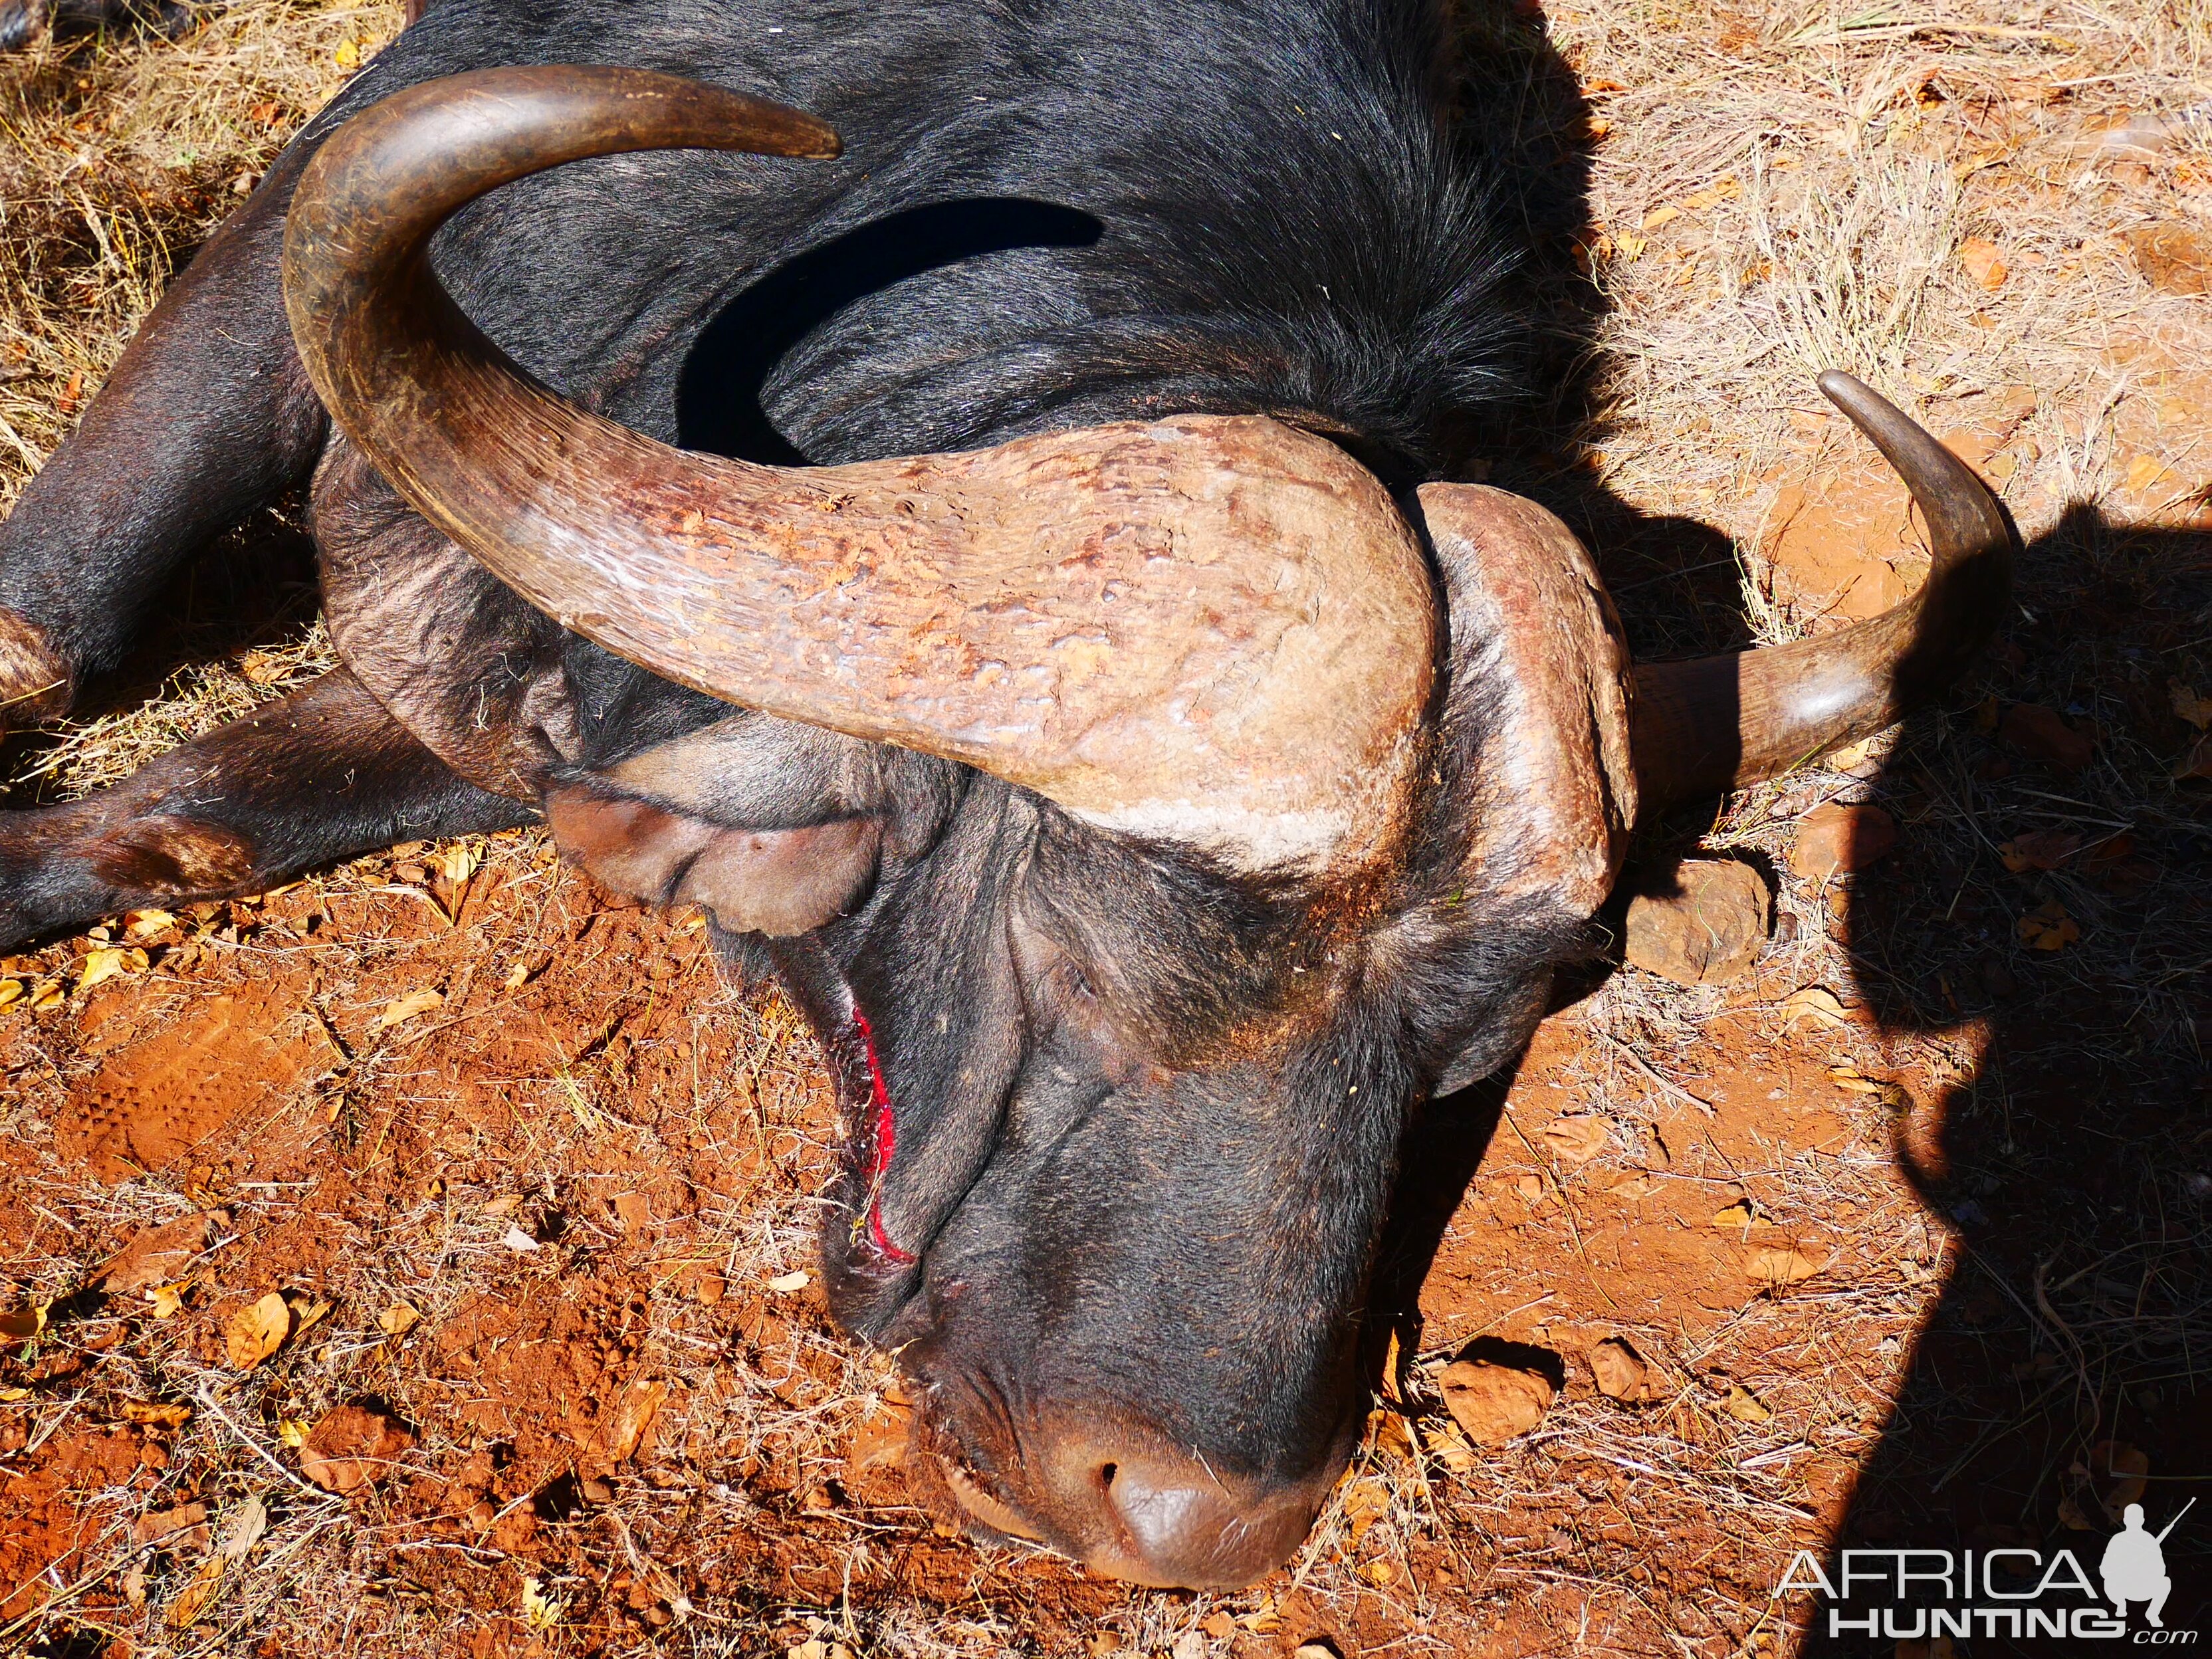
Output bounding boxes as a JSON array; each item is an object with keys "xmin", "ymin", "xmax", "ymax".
[{"xmin": 0, "ymin": 0, "xmax": 1600, "ymax": 1585}]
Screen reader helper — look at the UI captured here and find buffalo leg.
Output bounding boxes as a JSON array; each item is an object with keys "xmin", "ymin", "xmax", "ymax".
[
  {"xmin": 0, "ymin": 139, "xmax": 330, "ymax": 725},
  {"xmin": 0, "ymin": 667, "xmax": 532, "ymax": 948}
]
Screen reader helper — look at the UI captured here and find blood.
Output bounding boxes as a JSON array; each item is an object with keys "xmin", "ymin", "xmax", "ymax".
[{"xmin": 851, "ymin": 1008, "xmax": 914, "ymax": 1264}]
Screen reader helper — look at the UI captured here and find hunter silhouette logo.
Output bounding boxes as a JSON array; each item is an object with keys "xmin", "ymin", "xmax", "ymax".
[
  {"xmin": 2105, "ymin": 1499, "xmax": 2193, "ymax": 1630},
  {"xmin": 1777, "ymin": 1495, "xmax": 2199, "ymax": 1644}
]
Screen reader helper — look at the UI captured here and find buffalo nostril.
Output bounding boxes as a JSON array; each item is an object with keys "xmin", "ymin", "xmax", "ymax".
[{"xmin": 1075, "ymin": 1445, "xmax": 1327, "ymax": 1590}]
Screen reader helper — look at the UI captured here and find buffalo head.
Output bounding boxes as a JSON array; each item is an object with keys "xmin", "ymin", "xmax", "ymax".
[{"xmin": 280, "ymin": 68, "xmax": 2013, "ymax": 1587}]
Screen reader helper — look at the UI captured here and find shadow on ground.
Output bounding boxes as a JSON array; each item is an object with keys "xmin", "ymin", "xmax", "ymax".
[{"xmin": 1369, "ymin": 502, "xmax": 2212, "ymax": 1656}]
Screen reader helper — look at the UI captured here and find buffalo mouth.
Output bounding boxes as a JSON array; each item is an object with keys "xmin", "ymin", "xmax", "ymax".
[
  {"xmin": 756, "ymin": 933, "xmax": 918, "ymax": 1279},
  {"xmin": 747, "ymin": 932, "xmax": 1353, "ymax": 1589}
]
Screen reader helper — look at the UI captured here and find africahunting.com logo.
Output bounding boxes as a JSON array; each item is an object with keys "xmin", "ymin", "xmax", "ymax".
[{"xmin": 1777, "ymin": 1498, "xmax": 2197, "ymax": 1644}]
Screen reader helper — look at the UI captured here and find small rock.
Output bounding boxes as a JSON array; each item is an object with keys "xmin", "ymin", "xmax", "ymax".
[
  {"xmin": 580, "ymin": 1476, "xmax": 615, "ymax": 1505},
  {"xmin": 1439, "ymin": 1358, "xmax": 1555, "ymax": 1445},
  {"xmin": 1621, "ymin": 859, "xmax": 1771, "ymax": 986},
  {"xmin": 299, "ymin": 1404, "xmax": 416, "ymax": 1495},
  {"xmin": 2000, "ymin": 703, "xmax": 2095, "ymax": 771},
  {"xmin": 2128, "ymin": 224, "xmax": 2212, "ymax": 296},
  {"xmin": 1720, "ymin": 1384, "xmax": 1773, "ymax": 1424},
  {"xmin": 1787, "ymin": 802, "xmax": 1897, "ymax": 882},
  {"xmin": 1292, "ymin": 1644, "xmax": 1344, "ymax": 1659},
  {"xmin": 1587, "ymin": 1337, "xmax": 1651, "ymax": 1403}
]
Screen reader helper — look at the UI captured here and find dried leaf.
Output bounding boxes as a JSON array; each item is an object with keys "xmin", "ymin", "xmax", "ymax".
[
  {"xmin": 76, "ymin": 945, "xmax": 148, "ymax": 993},
  {"xmin": 1720, "ymin": 1384, "xmax": 1773, "ymax": 1424},
  {"xmin": 1638, "ymin": 203, "xmax": 1683, "ymax": 232},
  {"xmin": 1958, "ymin": 237, "xmax": 2009, "ymax": 290},
  {"xmin": 1828, "ymin": 1065, "xmax": 1888, "ymax": 1095},
  {"xmin": 0, "ymin": 1386, "xmax": 28, "ymax": 1402},
  {"xmin": 2017, "ymin": 900, "xmax": 2082, "ymax": 951},
  {"xmin": 378, "ymin": 1302, "xmax": 421, "ymax": 1337},
  {"xmin": 1712, "ymin": 1200, "xmax": 1757, "ymax": 1229},
  {"xmin": 2126, "ymin": 453, "xmax": 2176, "ymax": 493},
  {"xmin": 124, "ymin": 908, "xmax": 177, "ymax": 939},
  {"xmin": 480, "ymin": 1194, "xmax": 522, "ymax": 1216},
  {"xmin": 500, "ymin": 1224, "xmax": 540, "ymax": 1254},
  {"xmin": 167, "ymin": 1556, "xmax": 227, "ymax": 1628},
  {"xmin": 223, "ymin": 1291, "xmax": 292, "ymax": 1370},
  {"xmin": 2000, "ymin": 829, "xmax": 2082, "ymax": 872},
  {"xmin": 0, "ymin": 1299, "xmax": 49, "ymax": 1341},
  {"xmin": 1539, "ymin": 1114, "xmax": 1612, "ymax": 1166},
  {"xmin": 122, "ymin": 1400, "xmax": 192, "ymax": 1430},
  {"xmin": 2171, "ymin": 683, "xmax": 2212, "ymax": 731},
  {"xmin": 1781, "ymin": 986, "xmax": 1850, "ymax": 1030},
  {"xmin": 218, "ymin": 1497, "xmax": 267, "ymax": 1560},
  {"xmin": 29, "ymin": 980, "xmax": 64, "ymax": 1012},
  {"xmin": 374, "ymin": 988, "xmax": 444, "ymax": 1030},
  {"xmin": 278, "ymin": 1418, "xmax": 309, "ymax": 1448},
  {"xmin": 2001, "ymin": 703, "xmax": 2095, "ymax": 771},
  {"xmin": 1589, "ymin": 1336, "xmax": 1652, "ymax": 1402},
  {"xmin": 766, "ymin": 1270, "xmax": 812, "ymax": 1293},
  {"xmin": 433, "ymin": 843, "xmax": 479, "ymax": 885},
  {"xmin": 332, "ymin": 37, "xmax": 360, "ymax": 68},
  {"xmin": 1341, "ymin": 1476, "xmax": 1389, "ymax": 1543},
  {"xmin": 2175, "ymin": 730, "xmax": 2212, "ymax": 783},
  {"xmin": 145, "ymin": 1282, "xmax": 187, "ymax": 1320},
  {"xmin": 522, "ymin": 1575, "xmax": 566, "ymax": 1632},
  {"xmin": 1440, "ymin": 1358, "xmax": 1555, "ymax": 1444},
  {"xmin": 2091, "ymin": 1439, "xmax": 2151, "ymax": 1519},
  {"xmin": 0, "ymin": 980, "xmax": 21, "ymax": 1009},
  {"xmin": 284, "ymin": 1289, "xmax": 333, "ymax": 1335}
]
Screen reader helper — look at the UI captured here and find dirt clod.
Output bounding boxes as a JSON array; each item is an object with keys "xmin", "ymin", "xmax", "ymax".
[
  {"xmin": 1787, "ymin": 802, "xmax": 1898, "ymax": 881},
  {"xmin": 1439, "ymin": 1358, "xmax": 1555, "ymax": 1445},
  {"xmin": 299, "ymin": 1404, "xmax": 415, "ymax": 1495},
  {"xmin": 94, "ymin": 1210, "xmax": 227, "ymax": 1294},
  {"xmin": 1588, "ymin": 1337, "xmax": 1653, "ymax": 1402},
  {"xmin": 1622, "ymin": 859, "xmax": 1771, "ymax": 985},
  {"xmin": 2128, "ymin": 224, "xmax": 2212, "ymax": 296}
]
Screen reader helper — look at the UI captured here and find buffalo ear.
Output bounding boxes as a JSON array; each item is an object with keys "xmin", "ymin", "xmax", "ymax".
[
  {"xmin": 546, "ymin": 784, "xmax": 881, "ymax": 936},
  {"xmin": 1426, "ymin": 972, "xmax": 1551, "ymax": 1099}
]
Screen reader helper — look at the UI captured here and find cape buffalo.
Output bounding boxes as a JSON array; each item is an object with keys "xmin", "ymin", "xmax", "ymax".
[{"xmin": 0, "ymin": 1, "xmax": 2011, "ymax": 1589}]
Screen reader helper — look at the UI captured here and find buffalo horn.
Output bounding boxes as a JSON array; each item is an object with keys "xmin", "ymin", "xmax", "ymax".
[
  {"xmin": 281, "ymin": 68, "xmax": 1439, "ymax": 873},
  {"xmin": 1630, "ymin": 371, "xmax": 2017, "ymax": 811}
]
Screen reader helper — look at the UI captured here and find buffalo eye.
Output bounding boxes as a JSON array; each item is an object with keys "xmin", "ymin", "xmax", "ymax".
[{"xmin": 1059, "ymin": 958, "xmax": 1097, "ymax": 1003}]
